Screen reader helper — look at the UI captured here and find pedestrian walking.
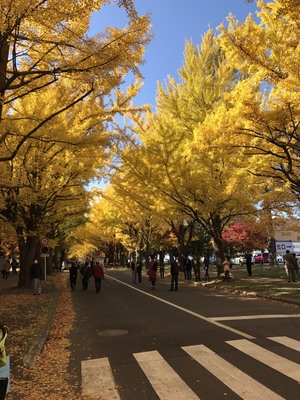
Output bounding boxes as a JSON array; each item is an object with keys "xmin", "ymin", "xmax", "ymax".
[
  {"xmin": 169, "ymin": 258, "xmax": 179, "ymax": 291},
  {"xmin": 194, "ymin": 257, "xmax": 201, "ymax": 282},
  {"xmin": 11, "ymin": 258, "xmax": 18, "ymax": 276},
  {"xmin": 2, "ymin": 260, "xmax": 10, "ymax": 281},
  {"xmin": 183, "ymin": 256, "xmax": 188, "ymax": 280},
  {"xmin": 246, "ymin": 253, "xmax": 252, "ymax": 276},
  {"xmin": 147, "ymin": 257, "xmax": 157, "ymax": 289},
  {"xmin": 92, "ymin": 261, "xmax": 104, "ymax": 293},
  {"xmin": 136, "ymin": 257, "xmax": 143, "ymax": 283},
  {"xmin": 130, "ymin": 258, "xmax": 137, "ymax": 283},
  {"xmin": 80, "ymin": 262, "xmax": 90, "ymax": 290},
  {"xmin": 292, "ymin": 253, "xmax": 300, "ymax": 278},
  {"xmin": 186, "ymin": 257, "xmax": 192, "ymax": 280},
  {"xmin": 283, "ymin": 250, "xmax": 297, "ymax": 282},
  {"xmin": 69, "ymin": 262, "xmax": 78, "ymax": 291},
  {"xmin": 159, "ymin": 259, "xmax": 165, "ymax": 278},
  {"xmin": 223, "ymin": 256, "xmax": 231, "ymax": 282},
  {"xmin": 30, "ymin": 259, "xmax": 42, "ymax": 295},
  {"xmin": 204, "ymin": 253, "xmax": 210, "ymax": 282}
]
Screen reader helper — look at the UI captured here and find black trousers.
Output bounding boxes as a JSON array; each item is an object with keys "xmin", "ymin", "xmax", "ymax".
[
  {"xmin": 170, "ymin": 274, "xmax": 178, "ymax": 290},
  {"xmin": 246, "ymin": 264, "xmax": 252, "ymax": 276},
  {"xmin": 95, "ymin": 277, "xmax": 102, "ymax": 293}
]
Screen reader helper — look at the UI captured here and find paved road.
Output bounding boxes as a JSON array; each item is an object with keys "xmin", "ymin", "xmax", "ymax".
[{"xmin": 69, "ymin": 268, "xmax": 300, "ymax": 399}]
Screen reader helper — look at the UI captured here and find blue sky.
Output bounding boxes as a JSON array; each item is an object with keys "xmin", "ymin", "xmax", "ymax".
[{"xmin": 89, "ymin": 1, "xmax": 258, "ymax": 108}]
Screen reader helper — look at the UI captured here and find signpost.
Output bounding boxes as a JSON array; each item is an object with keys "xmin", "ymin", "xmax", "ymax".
[{"xmin": 40, "ymin": 238, "xmax": 49, "ymax": 281}]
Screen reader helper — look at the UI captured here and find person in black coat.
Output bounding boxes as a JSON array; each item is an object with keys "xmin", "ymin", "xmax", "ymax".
[
  {"xmin": 204, "ymin": 253, "xmax": 210, "ymax": 282},
  {"xmin": 80, "ymin": 262, "xmax": 91, "ymax": 290},
  {"xmin": 69, "ymin": 262, "xmax": 78, "ymax": 291},
  {"xmin": 246, "ymin": 254, "xmax": 252, "ymax": 276},
  {"xmin": 30, "ymin": 259, "xmax": 42, "ymax": 295},
  {"xmin": 136, "ymin": 257, "xmax": 143, "ymax": 283},
  {"xmin": 169, "ymin": 259, "xmax": 179, "ymax": 291}
]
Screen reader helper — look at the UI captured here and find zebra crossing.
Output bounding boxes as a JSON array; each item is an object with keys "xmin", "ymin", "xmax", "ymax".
[{"xmin": 81, "ymin": 335, "xmax": 300, "ymax": 399}]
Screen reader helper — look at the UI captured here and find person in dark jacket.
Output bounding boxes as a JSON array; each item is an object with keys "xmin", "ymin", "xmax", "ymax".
[
  {"xmin": 130, "ymin": 258, "xmax": 137, "ymax": 283},
  {"xmin": 80, "ymin": 262, "xmax": 91, "ymax": 290},
  {"xmin": 283, "ymin": 250, "xmax": 297, "ymax": 282},
  {"xmin": 246, "ymin": 254, "xmax": 252, "ymax": 276},
  {"xmin": 11, "ymin": 257, "xmax": 18, "ymax": 276},
  {"xmin": 30, "ymin": 259, "xmax": 42, "ymax": 295},
  {"xmin": 194, "ymin": 257, "xmax": 201, "ymax": 282},
  {"xmin": 169, "ymin": 259, "xmax": 179, "ymax": 291},
  {"xmin": 69, "ymin": 262, "xmax": 78, "ymax": 291},
  {"xmin": 2, "ymin": 259, "xmax": 10, "ymax": 280},
  {"xmin": 136, "ymin": 257, "xmax": 143, "ymax": 283},
  {"xmin": 204, "ymin": 253, "xmax": 210, "ymax": 282},
  {"xmin": 186, "ymin": 257, "xmax": 192, "ymax": 280}
]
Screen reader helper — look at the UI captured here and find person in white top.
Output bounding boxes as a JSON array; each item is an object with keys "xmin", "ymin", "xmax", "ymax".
[{"xmin": 223, "ymin": 256, "xmax": 231, "ymax": 282}]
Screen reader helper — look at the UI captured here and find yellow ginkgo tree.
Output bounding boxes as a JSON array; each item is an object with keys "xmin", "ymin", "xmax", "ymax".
[
  {"xmin": 0, "ymin": 80, "xmax": 116, "ymax": 287},
  {"xmin": 114, "ymin": 28, "xmax": 292, "ymax": 274},
  {"xmin": 218, "ymin": 0, "xmax": 300, "ymax": 201},
  {"xmin": 0, "ymin": 0, "xmax": 151, "ymax": 166},
  {"xmin": 0, "ymin": 0, "xmax": 152, "ymax": 287}
]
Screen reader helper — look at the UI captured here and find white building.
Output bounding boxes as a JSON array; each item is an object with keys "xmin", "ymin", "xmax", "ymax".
[{"xmin": 273, "ymin": 220, "xmax": 300, "ymax": 255}]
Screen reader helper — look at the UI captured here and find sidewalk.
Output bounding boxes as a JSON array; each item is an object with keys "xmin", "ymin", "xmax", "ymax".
[
  {"xmin": 1, "ymin": 273, "xmax": 60, "ymax": 364},
  {"xmin": 0, "ymin": 273, "xmax": 60, "ymax": 395}
]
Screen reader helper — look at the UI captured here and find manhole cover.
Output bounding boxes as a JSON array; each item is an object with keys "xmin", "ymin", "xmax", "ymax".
[{"xmin": 98, "ymin": 329, "xmax": 128, "ymax": 337}]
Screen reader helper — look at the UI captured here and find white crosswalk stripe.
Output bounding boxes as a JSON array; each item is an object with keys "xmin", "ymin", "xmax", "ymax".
[
  {"xmin": 182, "ymin": 344, "xmax": 284, "ymax": 400},
  {"xmin": 81, "ymin": 336, "xmax": 300, "ymax": 399},
  {"xmin": 133, "ymin": 350, "xmax": 199, "ymax": 399},
  {"xmin": 81, "ymin": 357, "xmax": 120, "ymax": 399},
  {"xmin": 268, "ymin": 336, "xmax": 300, "ymax": 352},
  {"xmin": 227, "ymin": 339, "xmax": 300, "ymax": 382}
]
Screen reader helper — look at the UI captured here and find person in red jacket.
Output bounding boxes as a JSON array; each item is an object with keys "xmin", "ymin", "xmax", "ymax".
[
  {"xmin": 147, "ymin": 257, "xmax": 158, "ymax": 290},
  {"xmin": 92, "ymin": 261, "xmax": 104, "ymax": 293}
]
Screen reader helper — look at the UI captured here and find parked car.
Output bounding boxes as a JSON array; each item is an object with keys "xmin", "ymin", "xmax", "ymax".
[
  {"xmin": 254, "ymin": 253, "xmax": 270, "ymax": 264},
  {"xmin": 163, "ymin": 254, "xmax": 170, "ymax": 263},
  {"xmin": 200, "ymin": 255, "xmax": 216, "ymax": 264},
  {"xmin": 230, "ymin": 254, "xmax": 246, "ymax": 265},
  {"xmin": 295, "ymin": 254, "xmax": 300, "ymax": 263}
]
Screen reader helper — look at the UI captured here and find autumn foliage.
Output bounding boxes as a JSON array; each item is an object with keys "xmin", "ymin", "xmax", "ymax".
[
  {"xmin": 222, "ymin": 221, "xmax": 269, "ymax": 253},
  {"xmin": 0, "ymin": 0, "xmax": 151, "ymax": 287},
  {"xmin": 1, "ymin": 0, "xmax": 300, "ymax": 275}
]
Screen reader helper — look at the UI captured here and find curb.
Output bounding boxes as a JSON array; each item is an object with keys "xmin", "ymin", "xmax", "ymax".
[
  {"xmin": 23, "ymin": 276, "xmax": 60, "ymax": 367},
  {"xmin": 201, "ymin": 281, "xmax": 300, "ymax": 306}
]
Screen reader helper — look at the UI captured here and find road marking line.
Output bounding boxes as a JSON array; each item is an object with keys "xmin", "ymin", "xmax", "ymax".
[
  {"xmin": 106, "ymin": 274, "xmax": 254, "ymax": 339},
  {"xmin": 182, "ymin": 344, "xmax": 284, "ymax": 400},
  {"xmin": 268, "ymin": 336, "xmax": 300, "ymax": 352},
  {"xmin": 133, "ymin": 350, "xmax": 199, "ymax": 400},
  {"xmin": 210, "ymin": 314, "xmax": 300, "ymax": 321},
  {"xmin": 81, "ymin": 357, "xmax": 120, "ymax": 399},
  {"xmin": 226, "ymin": 339, "xmax": 300, "ymax": 382}
]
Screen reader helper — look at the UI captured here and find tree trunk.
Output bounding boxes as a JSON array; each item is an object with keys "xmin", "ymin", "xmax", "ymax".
[
  {"xmin": 173, "ymin": 222, "xmax": 195, "ymax": 271},
  {"xmin": 18, "ymin": 236, "xmax": 40, "ymax": 288},
  {"xmin": 145, "ymin": 242, "xmax": 150, "ymax": 269},
  {"xmin": 210, "ymin": 236, "xmax": 224, "ymax": 277},
  {"xmin": 0, "ymin": 38, "xmax": 9, "ymax": 119}
]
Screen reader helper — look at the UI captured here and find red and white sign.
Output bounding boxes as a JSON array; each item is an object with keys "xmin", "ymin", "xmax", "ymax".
[
  {"xmin": 275, "ymin": 241, "xmax": 294, "ymax": 253},
  {"xmin": 41, "ymin": 238, "xmax": 48, "ymax": 245}
]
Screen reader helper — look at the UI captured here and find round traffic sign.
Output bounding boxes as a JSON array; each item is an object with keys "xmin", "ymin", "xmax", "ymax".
[
  {"xmin": 41, "ymin": 245, "xmax": 49, "ymax": 255},
  {"xmin": 41, "ymin": 238, "xmax": 48, "ymax": 245}
]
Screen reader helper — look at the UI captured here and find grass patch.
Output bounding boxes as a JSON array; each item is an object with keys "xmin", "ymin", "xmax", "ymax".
[{"xmin": 202, "ymin": 263, "xmax": 300, "ymax": 303}]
